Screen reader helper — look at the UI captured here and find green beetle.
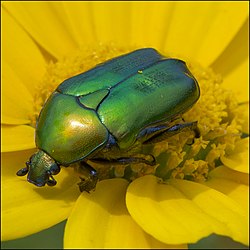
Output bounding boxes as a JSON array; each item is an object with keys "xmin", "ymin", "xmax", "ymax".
[{"xmin": 17, "ymin": 48, "xmax": 200, "ymax": 192}]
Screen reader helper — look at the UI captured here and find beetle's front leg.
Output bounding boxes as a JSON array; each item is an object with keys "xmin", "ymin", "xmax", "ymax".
[{"xmin": 77, "ymin": 161, "xmax": 98, "ymax": 193}]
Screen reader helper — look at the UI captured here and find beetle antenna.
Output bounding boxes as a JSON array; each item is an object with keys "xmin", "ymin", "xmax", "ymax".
[
  {"xmin": 16, "ymin": 167, "xmax": 29, "ymax": 176},
  {"xmin": 16, "ymin": 161, "xmax": 30, "ymax": 176}
]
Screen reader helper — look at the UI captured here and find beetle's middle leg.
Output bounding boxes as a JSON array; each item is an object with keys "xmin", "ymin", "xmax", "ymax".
[
  {"xmin": 90, "ymin": 154, "xmax": 156, "ymax": 166},
  {"xmin": 139, "ymin": 121, "xmax": 200, "ymax": 144},
  {"xmin": 77, "ymin": 161, "xmax": 98, "ymax": 193}
]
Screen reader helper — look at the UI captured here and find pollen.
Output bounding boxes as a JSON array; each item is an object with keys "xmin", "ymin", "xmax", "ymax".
[
  {"xmin": 153, "ymin": 60, "xmax": 246, "ymax": 182},
  {"xmin": 31, "ymin": 44, "xmax": 246, "ymax": 184}
]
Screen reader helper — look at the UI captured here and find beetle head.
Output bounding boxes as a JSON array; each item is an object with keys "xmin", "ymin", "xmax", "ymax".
[{"xmin": 16, "ymin": 150, "xmax": 61, "ymax": 187}]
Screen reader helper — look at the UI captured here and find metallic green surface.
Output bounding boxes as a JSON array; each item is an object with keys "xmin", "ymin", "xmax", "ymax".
[
  {"xmin": 36, "ymin": 92, "xmax": 108, "ymax": 164},
  {"xmin": 22, "ymin": 48, "xmax": 200, "ymax": 189},
  {"xmin": 27, "ymin": 151, "xmax": 56, "ymax": 186},
  {"xmin": 57, "ymin": 48, "xmax": 163, "ymax": 96},
  {"xmin": 79, "ymin": 89, "xmax": 109, "ymax": 110},
  {"xmin": 98, "ymin": 59, "xmax": 199, "ymax": 149}
]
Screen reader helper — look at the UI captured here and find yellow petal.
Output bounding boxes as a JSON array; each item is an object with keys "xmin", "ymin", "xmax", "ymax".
[
  {"xmin": 2, "ymin": 8, "xmax": 46, "ymax": 96},
  {"xmin": 211, "ymin": 19, "xmax": 249, "ymax": 102},
  {"xmin": 2, "ymin": 63, "xmax": 33, "ymax": 125},
  {"xmin": 1, "ymin": 150, "xmax": 80, "ymax": 240},
  {"xmin": 206, "ymin": 166, "xmax": 249, "ymax": 212},
  {"xmin": 126, "ymin": 175, "xmax": 248, "ymax": 245},
  {"xmin": 238, "ymin": 102, "xmax": 249, "ymax": 134},
  {"xmin": 221, "ymin": 137, "xmax": 249, "ymax": 173},
  {"xmin": 208, "ymin": 165, "xmax": 248, "ymax": 185},
  {"xmin": 130, "ymin": 2, "xmax": 174, "ymax": 50},
  {"xmin": 62, "ymin": 2, "xmax": 97, "ymax": 46},
  {"xmin": 1, "ymin": 125, "xmax": 35, "ymax": 152},
  {"xmin": 223, "ymin": 58, "xmax": 249, "ymax": 103},
  {"xmin": 161, "ymin": 2, "xmax": 248, "ymax": 66},
  {"xmin": 1, "ymin": 116, "xmax": 30, "ymax": 126},
  {"xmin": 90, "ymin": 2, "xmax": 132, "ymax": 46},
  {"xmin": 3, "ymin": 2, "xmax": 77, "ymax": 59},
  {"xmin": 64, "ymin": 178, "xmax": 186, "ymax": 249}
]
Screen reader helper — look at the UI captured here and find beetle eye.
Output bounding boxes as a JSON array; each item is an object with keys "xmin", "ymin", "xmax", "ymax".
[{"xmin": 50, "ymin": 164, "xmax": 61, "ymax": 175}]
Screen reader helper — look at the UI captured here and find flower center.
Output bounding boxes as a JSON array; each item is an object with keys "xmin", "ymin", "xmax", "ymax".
[{"xmin": 32, "ymin": 44, "xmax": 245, "ymax": 184}]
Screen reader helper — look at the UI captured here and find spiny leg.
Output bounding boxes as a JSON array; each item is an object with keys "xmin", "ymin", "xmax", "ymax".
[
  {"xmin": 168, "ymin": 121, "xmax": 200, "ymax": 138},
  {"xmin": 142, "ymin": 121, "xmax": 200, "ymax": 144},
  {"xmin": 46, "ymin": 173, "xmax": 57, "ymax": 186},
  {"xmin": 77, "ymin": 161, "xmax": 98, "ymax": 193},
  {"xmin": 91, "ymin": 154, "xmax": 156, "ymax": 166}
]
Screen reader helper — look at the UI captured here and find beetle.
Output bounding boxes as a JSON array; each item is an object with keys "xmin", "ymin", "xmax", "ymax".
[{"xmin": 17, "ymin": 48, "xmax": 200, "ymax": 192}]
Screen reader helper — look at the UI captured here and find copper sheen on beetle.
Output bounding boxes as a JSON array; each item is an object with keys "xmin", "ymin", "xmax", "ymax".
[{"xmin": 17, "ymin": 48, "xmax": 200, "ymax": 192}]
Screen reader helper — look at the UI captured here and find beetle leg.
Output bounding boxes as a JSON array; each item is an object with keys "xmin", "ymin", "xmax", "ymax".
[
  {"xmin": 16, "ymin": 161, "xmax": 30, "ymax": 176},
  {"xmin": 142, "ymin": 121, "xmax": 200, "ymax": 144},
  {"xmin": 16, "ymin": 167, "xmax": 29, "ymax": 176},
  {"xmin": 47, "ymin": 176, "xmax": 57, "ymax": 186},
  {"xmin": 46, "ymin": 170, "xmax": 57, "ymax": 186},
  {"xmin": 91, "ymin": 154, "xmax": 156, "ymax": 166},
  {"xmin": 77, "ymin": 161, "xmax": 98, "ymax": 193},
  {"xmin": 164, "ymin": 121, "xmax": 200, "ymax": 138}
]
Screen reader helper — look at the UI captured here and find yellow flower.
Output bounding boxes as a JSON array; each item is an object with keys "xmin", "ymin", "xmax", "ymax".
[{"xmin": 1, "ymin": 1, "xmax": 249, "ymax": 249}]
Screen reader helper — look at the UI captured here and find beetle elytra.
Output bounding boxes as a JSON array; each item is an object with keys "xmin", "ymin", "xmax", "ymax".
[{"xmin": 17, "ymin": 48, "xmax": 200, "ymax": 192}]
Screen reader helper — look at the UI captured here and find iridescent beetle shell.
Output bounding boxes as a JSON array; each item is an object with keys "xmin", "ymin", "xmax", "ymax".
[{"xmin": 17, "ymin": 48, "xmax": 200, "ymax": 192}]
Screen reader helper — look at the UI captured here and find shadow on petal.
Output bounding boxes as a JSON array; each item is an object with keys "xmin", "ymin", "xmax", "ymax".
[
  {"xmin": 126, "ymin": 175, "xmax": 248, "ymax": 246},
  {"xmin": 2, "ymin": 150, "xmax": 80, "ymax": 240},
  {"xmin": 65, "ymin": 178, "xmax": 186, "ymax": 248}
]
